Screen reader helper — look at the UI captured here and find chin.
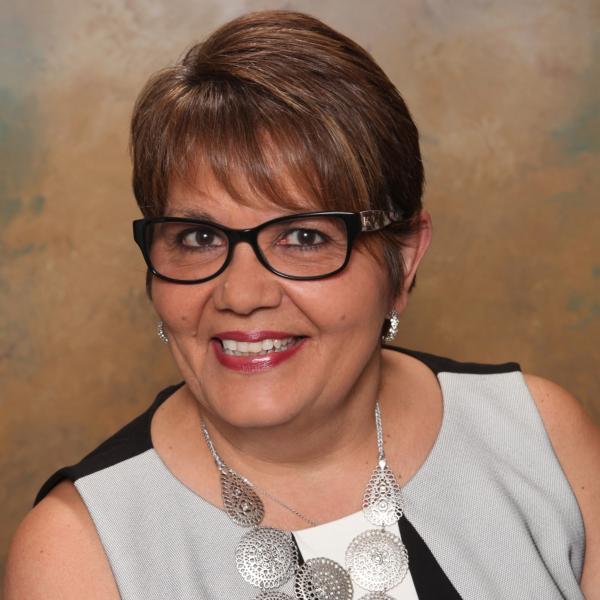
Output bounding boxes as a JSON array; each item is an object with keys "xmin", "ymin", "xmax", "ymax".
[{"xmin": 209, "ymin": 396, "xmax": 302, "ymax": 430}]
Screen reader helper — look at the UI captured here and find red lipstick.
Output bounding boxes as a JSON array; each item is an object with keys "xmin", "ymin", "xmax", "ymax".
[{"xmin": 211, "ymin": 331, "xmax": 306, "ymax": 373}]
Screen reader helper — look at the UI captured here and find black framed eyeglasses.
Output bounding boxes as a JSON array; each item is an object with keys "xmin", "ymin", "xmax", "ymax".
[{"xmin": 132, "ymin": 210, "xmax": 401, "ymax": 284}]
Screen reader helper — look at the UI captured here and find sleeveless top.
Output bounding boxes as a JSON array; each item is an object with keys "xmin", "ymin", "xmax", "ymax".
[{"xmin": 35, "ymin": 348, "xmax": 585, "ymax": 599}]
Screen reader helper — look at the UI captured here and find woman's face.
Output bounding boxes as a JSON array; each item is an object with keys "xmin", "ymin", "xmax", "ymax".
[{"xmin": 151, "ymin": 168, "xmax": 401, "ymax": 429}]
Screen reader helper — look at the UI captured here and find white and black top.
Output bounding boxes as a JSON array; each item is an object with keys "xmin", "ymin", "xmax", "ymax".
[{"xmin": 35, "ymin": 348, "xmax": 585, "ymax": 599}]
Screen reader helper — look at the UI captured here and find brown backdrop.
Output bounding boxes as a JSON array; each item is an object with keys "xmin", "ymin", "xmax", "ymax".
[{"xmin": 1, "ymin": 0, "xmax": 599, "ymax": 578}]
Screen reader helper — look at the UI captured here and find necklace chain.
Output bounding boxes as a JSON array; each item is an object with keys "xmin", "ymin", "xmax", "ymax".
[
  {"xmin": 375, "ymin": 401, "xmax": 385, "ymax": 461},
  {"xmin": 200, "ymin": 419, "xmax": 226, "ymax": 470},
  {"xmin": 245, "ymin": 479, "xmax": 319, "ymax": 527}
]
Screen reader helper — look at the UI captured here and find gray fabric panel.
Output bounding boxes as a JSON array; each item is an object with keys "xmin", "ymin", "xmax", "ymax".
[
  {"xmin": 402, "ymin": 371, "xmax": 585, "ymax": 599},
  {"xmin": 76, "ymin": 450, "xmax": 293, "ymax": 599}
]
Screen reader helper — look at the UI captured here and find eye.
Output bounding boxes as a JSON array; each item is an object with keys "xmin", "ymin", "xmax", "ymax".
[
  {"xmin": 178, "ymin": 227, "xmax": 226, "ymax": 249},
  {"xmin": 279, "ymin": 229, "xmax": 327, "ymax": 247}
]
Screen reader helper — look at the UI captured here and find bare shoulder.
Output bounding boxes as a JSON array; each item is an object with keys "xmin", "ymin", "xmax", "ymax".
[
  {"xmin": 523, "ymin": 375, "xmax": 600, "ymax": 482},
  {"xmin": 4, "ymin": 480, "xmax": 119, "ymax": 600},
  {"xmin": 523, "ymin": 374, "xmax": 600, "ymax": 597}
]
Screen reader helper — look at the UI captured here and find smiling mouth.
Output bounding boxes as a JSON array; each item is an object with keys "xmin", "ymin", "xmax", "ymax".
[{"xmin": 216, "ymin": 336, "xmax": 304, "ymax": 356}]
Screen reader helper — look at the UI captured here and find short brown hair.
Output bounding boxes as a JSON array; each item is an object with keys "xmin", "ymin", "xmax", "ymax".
[{"xmin": 131, "ymin": 10, "xmax": 424, "ymax": 294}]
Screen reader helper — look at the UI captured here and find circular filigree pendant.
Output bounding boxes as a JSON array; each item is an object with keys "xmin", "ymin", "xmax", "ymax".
[
  {"xmin": 294, "ymin": 557, "xmax": 353, "ymax": 600},
  {"xmin": 346, "ymin": 529, "xmax": 408, "ymax": 592},
  {"xmin": 357, "ymin": 593, "xmax": 395, "ymax": 600},
  {"xmin": 362, "ymin": 462, "xmax": 404, "ymax": 527},
  {"xmin": 221, "ymin": 469, "xmax": 265, "ymax": 527},
  {"xmin": 255, "ymin": 592, "xmax": 295, "ymax": 599},
  {"xmin": 236, "ymin": 527, "xmax": 297, "ymax": 589}
]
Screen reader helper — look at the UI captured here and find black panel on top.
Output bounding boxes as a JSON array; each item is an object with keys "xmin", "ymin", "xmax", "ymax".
[
  {"xmin": 386, "ymin": 346, "xmax": 520, "ymax": 376},
  {"xmin": 399, "ymin": 516, "xmax": 463, "ymax": 599}
]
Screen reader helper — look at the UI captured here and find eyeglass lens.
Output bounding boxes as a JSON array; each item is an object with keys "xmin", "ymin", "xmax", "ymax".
[{"xmin": 147, "ymin": 215, "xmax": 349, "ymax": 281}]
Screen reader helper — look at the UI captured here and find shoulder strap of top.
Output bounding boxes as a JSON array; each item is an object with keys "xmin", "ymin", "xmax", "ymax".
[{"xmin": 387, "ymin": 345, "xmax": 521, "ymax": 375}]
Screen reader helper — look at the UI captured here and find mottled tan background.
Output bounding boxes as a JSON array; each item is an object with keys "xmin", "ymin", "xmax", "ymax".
[{"xmin": 1, "ymin": 0, "xmax": 598, "ymax": 578}]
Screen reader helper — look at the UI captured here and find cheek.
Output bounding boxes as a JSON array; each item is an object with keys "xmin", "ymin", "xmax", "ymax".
[
  {"xmin": 290, "ymin": 263, "xmax": 389, "ymax": 336},
  {"xmin": 151, "ymin": 279, "xmax": 212, "ymax": 333}
]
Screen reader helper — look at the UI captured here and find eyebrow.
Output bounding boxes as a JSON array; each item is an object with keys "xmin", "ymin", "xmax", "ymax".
[
  {"xmin": 166, "ymin": 206, "xmax": 305, "ymax": 224},
  {"xmin": 167, "ymin": 207, "xmax": 222, "ymax": 223}
]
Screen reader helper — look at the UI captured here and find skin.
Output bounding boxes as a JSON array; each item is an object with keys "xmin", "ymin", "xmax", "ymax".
[{"xmin": 4, "ymin": 170, "xmax": 600, "ymax": 598}]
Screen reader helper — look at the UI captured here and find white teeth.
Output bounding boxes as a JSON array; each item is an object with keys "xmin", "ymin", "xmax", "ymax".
[{"xmin": 219, "ymin": 336, "xmax": 297, "ymax": 356}]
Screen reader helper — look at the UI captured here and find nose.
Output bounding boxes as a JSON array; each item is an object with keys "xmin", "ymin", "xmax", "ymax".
[{"xmin": 213, "ymin": 241, "xmax": 283, "ymax": 315}]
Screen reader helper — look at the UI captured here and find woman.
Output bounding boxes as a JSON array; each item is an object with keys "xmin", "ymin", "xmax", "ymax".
[{"xmin": 5, "ymin": 10, "xmax": 599, "ymax": 600}]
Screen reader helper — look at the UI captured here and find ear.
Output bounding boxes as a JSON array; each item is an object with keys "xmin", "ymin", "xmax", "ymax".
[{"xmin": 392, "ymin": 209, "xmax": 432, "ymax": 314}]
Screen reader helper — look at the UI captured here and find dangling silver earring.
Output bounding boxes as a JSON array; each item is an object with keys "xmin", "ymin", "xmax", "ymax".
[
  {"xmin": 157, "ymin": 321, "xmax": 169, "ymax": 344},
  {"xmin": 382, "ymin": 309, "xmax": 399, "ymax": 343}
]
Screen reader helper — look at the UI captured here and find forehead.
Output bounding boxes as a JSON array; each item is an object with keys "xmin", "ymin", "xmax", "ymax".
[{"xmin": 166, "ymin": 161, "xmax": 323, "ymax": 222}]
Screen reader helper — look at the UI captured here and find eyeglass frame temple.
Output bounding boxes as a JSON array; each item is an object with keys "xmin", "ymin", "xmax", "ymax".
[{"xmin": 359, "ymin": 210, "xmax": 403, "ymax": 232}]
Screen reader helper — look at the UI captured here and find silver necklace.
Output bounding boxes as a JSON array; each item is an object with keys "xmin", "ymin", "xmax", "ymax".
[{"xmin": 200, "ymin": 403, "xmax": 408, "ymax": 599}]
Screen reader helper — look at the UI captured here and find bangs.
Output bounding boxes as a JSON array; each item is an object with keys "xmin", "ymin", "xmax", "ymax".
[{"xmin": 141, "ymin": 77, "xmax": 369, "ymax": 217}]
